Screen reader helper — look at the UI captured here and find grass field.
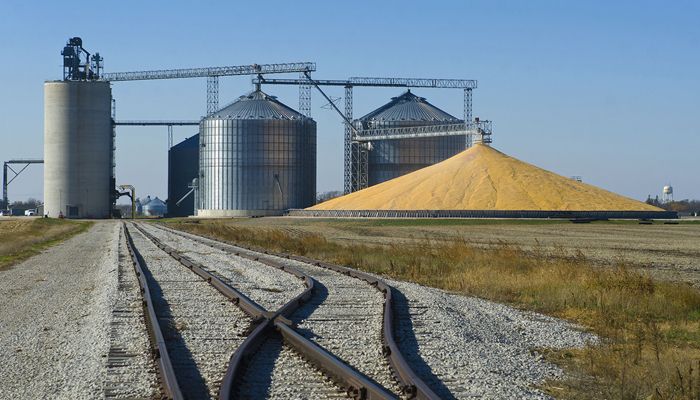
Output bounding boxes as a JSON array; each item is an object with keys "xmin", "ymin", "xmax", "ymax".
[
  {"xmin": 0, "ymin": 218, "xmax": 92, "ymax": 271},
  {"xmin": 164, "ymin": 217, "xmax": 700, "ymax": 286},
  {"xmin": 162, "ymin": 217, "xmax": 700, "ymax": 399}
]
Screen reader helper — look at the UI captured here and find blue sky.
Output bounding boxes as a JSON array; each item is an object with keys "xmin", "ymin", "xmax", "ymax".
[{"xmin": 1, "ymin": 0, "xmax": 698, "ymax": 204}]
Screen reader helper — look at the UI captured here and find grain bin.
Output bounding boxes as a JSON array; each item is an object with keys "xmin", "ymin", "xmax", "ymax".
[
  {"xmin": 43, "ymin": 80, "xmax": 113, "ymax": 218},
  {"xmin": 198, "ymin": 89, "xmax": 316, "ymax": 217},
  {"xmin": 142, "ymin": 196, "xmax": 167, "ymax": 217},
  {"xmin": 355, "ymin": 90, "xmax": 464, "ymax": 186}
]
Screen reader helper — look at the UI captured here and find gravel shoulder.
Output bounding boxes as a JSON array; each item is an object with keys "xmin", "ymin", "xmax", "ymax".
[{"xmin": 0, "ymin": 221, "xmax": 119, "ymax": 399}]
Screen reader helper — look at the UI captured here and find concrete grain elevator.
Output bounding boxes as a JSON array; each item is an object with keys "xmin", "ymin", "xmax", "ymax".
[{"xmin": 44, "ymin": 38, "xmax": 113, "ymax": 218}]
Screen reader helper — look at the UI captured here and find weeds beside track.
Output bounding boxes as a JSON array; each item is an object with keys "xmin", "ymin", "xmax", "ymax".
[{"xmin": 0, "ymin": 218, "xmax": 92, "ymax": 270}]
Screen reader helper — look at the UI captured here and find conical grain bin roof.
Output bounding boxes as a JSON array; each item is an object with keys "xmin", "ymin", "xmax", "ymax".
[
  {"xmin": 355, "ymin": 90, "xmax": 467, "ymax": 187},
  {"xmin": 310, "ymin": 144, "xmax": 662, "ymax": 212},
  {"xmin": 212, "ymin": 89, "xmax": 304, "ymax": 120},
  {"xmin": 358, "ymin": 90, "xmax": 461, "ymax": 125}
]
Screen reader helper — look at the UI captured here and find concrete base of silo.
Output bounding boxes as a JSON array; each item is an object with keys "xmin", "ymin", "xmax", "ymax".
[{"xmin": 196, "ymin": 209, "xmax": 285, "ymax": 218}]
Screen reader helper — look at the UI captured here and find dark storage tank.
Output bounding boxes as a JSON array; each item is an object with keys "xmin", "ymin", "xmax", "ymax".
[
  {"xmin": 167, "ymin": 134, "xmax": 199, "ymax": 217},
  {"xmin": 198, "ymin": 89, "xmax": 316, "ymax": 217},
  {"xmin": 355, "ymin": 90, "xmax": 465, "ymax": 187}
]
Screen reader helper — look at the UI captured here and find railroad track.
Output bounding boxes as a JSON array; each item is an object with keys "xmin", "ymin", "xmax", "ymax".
[
  {"xmin": 104, "ymin": 225, "xmax": 159, "ymax": 399},
  {"xmin": 125, "ymin": 223, "xmax": 251, "ymax": 399},
  {"xmin": 123, "ymin": 221, "xmax": 440, "ymax": 399}
]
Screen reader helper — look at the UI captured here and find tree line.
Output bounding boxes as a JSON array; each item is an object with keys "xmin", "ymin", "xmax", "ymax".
[{"xmin": 646, "ymin": 196, "xmax": 700, "ymax": 213}]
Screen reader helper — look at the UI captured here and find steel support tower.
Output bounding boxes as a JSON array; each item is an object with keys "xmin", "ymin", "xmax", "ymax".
[
  {"xmin": 206, "ymin": 76, "xmax": 219, "ymax": 115},
  {"xmin": 344, "ymin": 86, "xmax": 356, "ymax": 193},
  {"xmin": 2, "ymin": 159, "xmax": 44, "ymax": 210},
  {"xmin": 464, "ymin": 88, "xmax": 473, "ymax": 147},
  {"xmin": 299, "ymin": 72, "xmax": 312, "ymax": 117}
]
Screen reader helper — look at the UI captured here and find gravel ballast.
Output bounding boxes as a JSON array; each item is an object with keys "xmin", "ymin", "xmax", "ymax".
[
  {"xmin": 283, "ymin": 259, "xmax": 404, "ymax": 396},
  {"xmin": 141, "ymin": 223, "xmax": 305, "ymax": 311},
  {"xmin": 145, "ymin": 224, "xmax": 374, "ymax": 399},
  {"xmin": 103, "ymin": 225, "xmax": 159, "ymax": 398},
  {"xmin": 151, "ymin": 227, "xmax": 405, "ymax": 398},
  {"xmin": 0, "ymin": 221, "xmax": 119, "ymax": 399},
  {"xmin": 236, "ymin": 336, "xmax": 352, "ymax": 399}
]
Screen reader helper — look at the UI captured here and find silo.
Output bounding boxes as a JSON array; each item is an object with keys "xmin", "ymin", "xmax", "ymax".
[
  {"xmin": 43, "ymin": 80, "xmax": 113, "ymax": 218},
  {"xmin": 198, "ymin": 89, "xmax": 316, "ymax": 217},
  {"xmin": 143, "ymin": 196, "xmax": 167, "ymax": 217},
  {"xmin": 355, "ymin": 90, "xmax": 465, "ymax": 187}
]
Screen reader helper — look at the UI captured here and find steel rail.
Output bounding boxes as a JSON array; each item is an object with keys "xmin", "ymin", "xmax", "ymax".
[
  {"xmin": 292, "ymin": 257, "xmax": 440, "ymax": 400},
  {"xmin": 122, "ymin": 223, "xmax": 184, "ymax": 400},
  {"xmin": 138, "ymin": 223, "xmax": 397, "ymax": 400},
  {"xmin": 274, "ymin": 320, "xmax": 395, "ymax": 400},
  {"xmin": 131, "ymin": 223, "xmax": 267, "ymax": 319},
  {"xmin": 151, "ymin": 223, "xmax": 441, "ymax": 400},
  {"xmin": 142, "ymin": 224, "xmax": 316, "ymax": 399}
]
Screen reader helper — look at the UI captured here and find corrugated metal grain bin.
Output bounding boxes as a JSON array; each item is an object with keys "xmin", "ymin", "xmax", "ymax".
[
  {"xmin": 355, "ymin": 90, "xmax": 464, "ymax": 187},
  {"xmin": 198, "ymin": 90, "xmax": 316, "ymax": 217}
]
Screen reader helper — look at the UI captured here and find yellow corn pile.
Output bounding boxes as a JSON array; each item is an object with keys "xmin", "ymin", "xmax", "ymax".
[{"xmin": 310, "ymin": 144, "xmax": 660, "ymax": 211}]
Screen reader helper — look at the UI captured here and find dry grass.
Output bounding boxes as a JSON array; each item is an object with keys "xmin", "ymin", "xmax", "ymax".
[
  {"xmin": 0, "ymin": 218, "xmax": 92, "ymax": 270},
  {"xmin": 171, "ymin": 217, "xmax": 700, "ymax": 285},
  {"xmin": 164, "ymin": 219, "xmax": 700, "ymax": 399}
]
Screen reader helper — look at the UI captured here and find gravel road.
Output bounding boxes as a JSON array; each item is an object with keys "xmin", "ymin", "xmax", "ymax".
[{"xmin": 0, "ymin": 221, "xmax": 119, "ymax": 399}]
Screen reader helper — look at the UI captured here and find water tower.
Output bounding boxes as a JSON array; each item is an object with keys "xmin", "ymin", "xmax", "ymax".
[{"xmin": 662, "ymin": 185, "xmax": 673, "ymax": 203}]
